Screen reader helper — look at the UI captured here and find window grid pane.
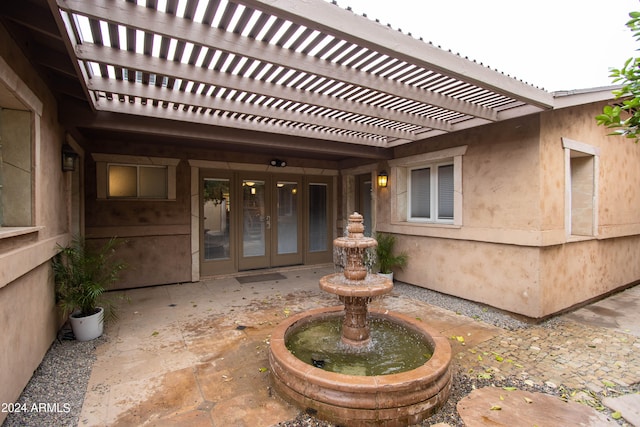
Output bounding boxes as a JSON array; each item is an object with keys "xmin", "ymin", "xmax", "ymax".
[
  {"xmin": 410, "ymin": 167, "xmax": 431, "ymax": 218},
  {"xmin": 438, "ymin": 164, "xmax": 454, "ymax": 219},
  {"xmin": 139, "ymin": 166, "xmax": 168, "ymax": 198},
  {"xmin": 108, "ymin": 165, "xmax": 137, "ymax": 197}
]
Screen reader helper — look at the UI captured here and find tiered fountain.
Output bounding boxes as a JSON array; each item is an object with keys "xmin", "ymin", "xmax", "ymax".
[{"xmin": 269, "ymin": 213, "xmax": 452, "ymax": 426}]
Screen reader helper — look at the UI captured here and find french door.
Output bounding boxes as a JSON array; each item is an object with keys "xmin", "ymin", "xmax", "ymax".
[
  {"xmin": 238, "ymin": 174, "xmax": 303, "ymax": 270},
  {"xmin": 201, "ymin": 171, "xmax": 313, "ymax": 275}
]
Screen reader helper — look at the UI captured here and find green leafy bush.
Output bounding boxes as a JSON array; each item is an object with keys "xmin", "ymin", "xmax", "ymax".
[{"xmin": 53, "ymin": 236, "xmax": 127, "ymax": 320}]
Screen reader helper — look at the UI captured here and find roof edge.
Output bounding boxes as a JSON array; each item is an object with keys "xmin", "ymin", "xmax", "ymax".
[{"xmin": 552, "ymin": 85, "xmax": 621, "ymax": 109}]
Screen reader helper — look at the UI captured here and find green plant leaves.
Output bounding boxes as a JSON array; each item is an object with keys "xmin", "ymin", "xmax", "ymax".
[
  {"xmin": 597, "ymin": 11, "xmax": 640, "ymax": 142},
  {"xmin": 52, "ymin": 236, "xmax": 127, "ymax": 321}
]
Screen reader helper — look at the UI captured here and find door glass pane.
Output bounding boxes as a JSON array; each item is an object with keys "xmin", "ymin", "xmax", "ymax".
[
  {"xmin": 308, "ymin": 183, "xmax": 327, "ymax": 252},
  {"xmin": 243, "ymin": 180, "xmax": 265, "ymax": 257},
  {"xmin": 358, "ymin": 176, "xmax": 372, "ymax": 237},
  {"xmin": 203, "ymin": 178, "xmax": 230, "ymax": 260},
  {"xmin": 277, "ymin": 181, "xmax": 298, "ymax": 254}
]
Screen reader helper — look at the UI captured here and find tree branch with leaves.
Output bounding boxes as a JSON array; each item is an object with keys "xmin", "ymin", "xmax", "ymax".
[{"xmin": 596, "ymin": 11, "xmax": 640, "ymax": 141}]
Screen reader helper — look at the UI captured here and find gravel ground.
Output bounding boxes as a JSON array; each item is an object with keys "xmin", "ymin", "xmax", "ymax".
[
  {"xmin": 2, "ymin": 328, "xmax": 102, "ymax": 427},
  {"xmin": 2, "ymin": 282, "xmax": 632, "ymax": 427}
]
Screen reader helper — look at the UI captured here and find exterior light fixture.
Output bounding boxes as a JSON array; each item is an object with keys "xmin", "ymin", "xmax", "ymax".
[
  {"xmin": 61, "ymin": 144, "xmax": 79, "ymax": 172},
  {"xmin": 270, "ymin": 159, "xmax": 287, "ymax": 167},
  {"xmin": 377, "ymin": 171, "xmax": 388, "ymax": 188}
]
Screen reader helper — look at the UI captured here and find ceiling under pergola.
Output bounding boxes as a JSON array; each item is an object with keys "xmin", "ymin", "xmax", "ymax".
[{"xmin": 1, "ymin": 0, "xmax": 556, "ymax": 162}]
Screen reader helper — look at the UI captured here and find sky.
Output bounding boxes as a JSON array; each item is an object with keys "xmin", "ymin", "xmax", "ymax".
[{"xmin": 332, "ymin": 0, "xmax": 639, "ymax": 92}]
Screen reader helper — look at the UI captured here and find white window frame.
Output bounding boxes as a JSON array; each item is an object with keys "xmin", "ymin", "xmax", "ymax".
[
  {"xmin": 407, "ymin": 161, "xmax": 455, "ymax": 223},
  {"xmin": 93, "ymin": 154, "xmax": 179, "ymax": 201},
  {"xmin": 389, "ymin": 145, "xmax": 467, "ymax": 227}
]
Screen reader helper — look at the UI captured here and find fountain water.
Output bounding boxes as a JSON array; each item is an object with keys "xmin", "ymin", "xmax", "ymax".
[{"xmin": 269, "ymin": 213, "xmax": 452, "ymax": 426}]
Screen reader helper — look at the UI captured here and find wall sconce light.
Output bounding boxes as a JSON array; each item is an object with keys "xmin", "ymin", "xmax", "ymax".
[
  {"xmin": 61, "ymin": 144, "xmax": 79, "ymax": 172},
  {"xmin": 270, "ymin": 159, "xmax": 287, "ymax": 167},
  {"xmin": 377, "ymin": 170, "xmax": 388, "ymax": 188}
]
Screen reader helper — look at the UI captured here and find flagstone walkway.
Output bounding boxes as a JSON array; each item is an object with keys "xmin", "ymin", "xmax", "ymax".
[{"xmin": 76, "ymin": 267, "xmax": 640, "ymax": 426}]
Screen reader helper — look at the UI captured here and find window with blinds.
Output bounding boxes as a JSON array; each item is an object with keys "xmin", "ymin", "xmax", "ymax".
[
  {"xmin": 410, "ymin": 167, "xmax": 431, "ymax": 219},
  {"xmin": 408, "ymin": 162, "xmax": 454, "ymax": 223}
]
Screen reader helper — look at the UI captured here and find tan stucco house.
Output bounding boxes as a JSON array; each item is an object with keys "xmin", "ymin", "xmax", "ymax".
[{"xmin": 1, "ymin": 0, "xmax": 638, "ymax": 420}]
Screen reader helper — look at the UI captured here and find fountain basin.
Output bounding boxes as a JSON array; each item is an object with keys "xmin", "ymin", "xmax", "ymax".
[{"xmin": 269, "ymin": 306, "xmax": 452, "ymax": 427}]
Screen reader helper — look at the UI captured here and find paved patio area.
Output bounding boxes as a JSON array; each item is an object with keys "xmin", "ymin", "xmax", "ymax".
[{"xmin": 77, "ymin": 266, "xmax": 640, "ymax": 426}]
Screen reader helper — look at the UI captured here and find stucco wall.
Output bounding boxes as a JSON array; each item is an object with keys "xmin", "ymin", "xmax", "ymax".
[
  {"xmin": 84, "ymin": 157, "xmax": 192, "ymax": 288},
  {"xmin": 384, "ymin": 115, "xmax": 543, "ymax": 245},
  {"xmin": 394, "ymin": 236, "xmax": 543, "ymax": 316},
  {"xmin": 535, "ymin": 101, "xmax": 640, "ymax": 314},
  {"xmin": 382, "ymin": 101, "xmax": 640, "ymax": 318},
  {"xmin": 382, "ymin": 116, "xmax": 547, "ymax": 317},
  {"xmin": 0, "ymin": 26, "xmax": 71, "ymax": 423},
  {"xmin": 540, "ymin": 236, "xmax": 640, "ymax": 314},
  {"xmin": 0, "ymin": 265, "xmax": 58, "ymax": 417}
]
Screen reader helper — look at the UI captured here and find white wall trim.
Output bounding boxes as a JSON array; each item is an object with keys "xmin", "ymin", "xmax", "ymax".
[{"xmin": 388, "ymin": 145, "xmax": 468, "ymax": 167}]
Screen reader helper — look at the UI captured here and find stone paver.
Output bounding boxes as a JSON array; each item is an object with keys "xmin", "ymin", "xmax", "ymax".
[
  {"xmin": 458, "ymin": 387, "xmax": 614, "ymax": 426},
  {"xmin": 602, "ymin": 394, "xmax": 640, "ymax": 426},
  {"xmin": 455, "ymin": 320, "xmax": 640, "ymax": 393}
]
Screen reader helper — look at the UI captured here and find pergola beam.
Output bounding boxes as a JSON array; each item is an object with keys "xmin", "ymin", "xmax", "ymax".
[
  {"xmin": 94, "ymin": 98, "xmax": 389, "ymax": 147},
  {"xmin": 60, "ymin": 101, "xmax": 392, "ymax": 159},
  {"xmin": 87, "ymin": 78, "xmax": 415, "ymax": 143},
  {"xmin": 76, "ymin": 44, "xmax": 453, "ymax": 134}
]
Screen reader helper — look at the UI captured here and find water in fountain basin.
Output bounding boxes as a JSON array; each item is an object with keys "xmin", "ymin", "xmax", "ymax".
[{"xmin": 286, "ymin": 315, "xmax": 433, "ymax": 376}]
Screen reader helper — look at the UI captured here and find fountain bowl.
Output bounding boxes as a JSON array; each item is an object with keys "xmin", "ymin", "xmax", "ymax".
[
  {"xmin": 269, "ymin": 306, "xmax": 452, "ymax": 427},
  {"xmin": 319, "ymin": 272, "xmax": 394, "ymax": 298}
]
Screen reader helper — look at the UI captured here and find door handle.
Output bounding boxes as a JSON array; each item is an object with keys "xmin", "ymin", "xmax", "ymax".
[{"xmin": 265, "ymin": 215, "xmax": 271, "ymax": 229}]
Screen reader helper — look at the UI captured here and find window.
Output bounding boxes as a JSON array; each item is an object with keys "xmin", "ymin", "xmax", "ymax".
[
  {"xmin": 562, "ymin": 138, "xmax": 599, "ymax": 238},
  {"xmin": 0, "ymin": 56, "xmax": 43, "ymax": 239},
  {"xmin": 0, "ymin": 108, "xmax": 33, "ymax": 227},
  {"xmin": 409, "ymin": 163, "xmax": 454, "ymax": 222},
  {"xmin": 108, "ymin": 164, "xmax": 168, "ymax": 198},
  {"xmin": 93, "ymin": 154, "xmax": 179, "ymax": 200},
  {"xmin": 390, "ymin": 146, "xmax": 466, "ymax": 226}
]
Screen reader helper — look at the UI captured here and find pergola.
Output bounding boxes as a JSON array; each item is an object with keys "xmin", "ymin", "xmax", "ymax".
[{"xmin": 2, "ymin": 0, "xmax": 555, "ymax": 161}]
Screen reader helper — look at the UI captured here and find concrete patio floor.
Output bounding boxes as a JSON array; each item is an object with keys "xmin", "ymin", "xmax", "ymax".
[{"xmin": 78, "ymin": 266, "xmax": 640, "ymax": 426}]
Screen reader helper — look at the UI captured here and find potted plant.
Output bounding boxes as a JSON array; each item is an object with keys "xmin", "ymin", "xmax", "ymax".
[
  {"xmin": 53, "ymin": 236, "xmax": 127, "ymax": 341},
  {"xmin": 375, "ymin": 232, "xmax": 409, "ymax": 281}
]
